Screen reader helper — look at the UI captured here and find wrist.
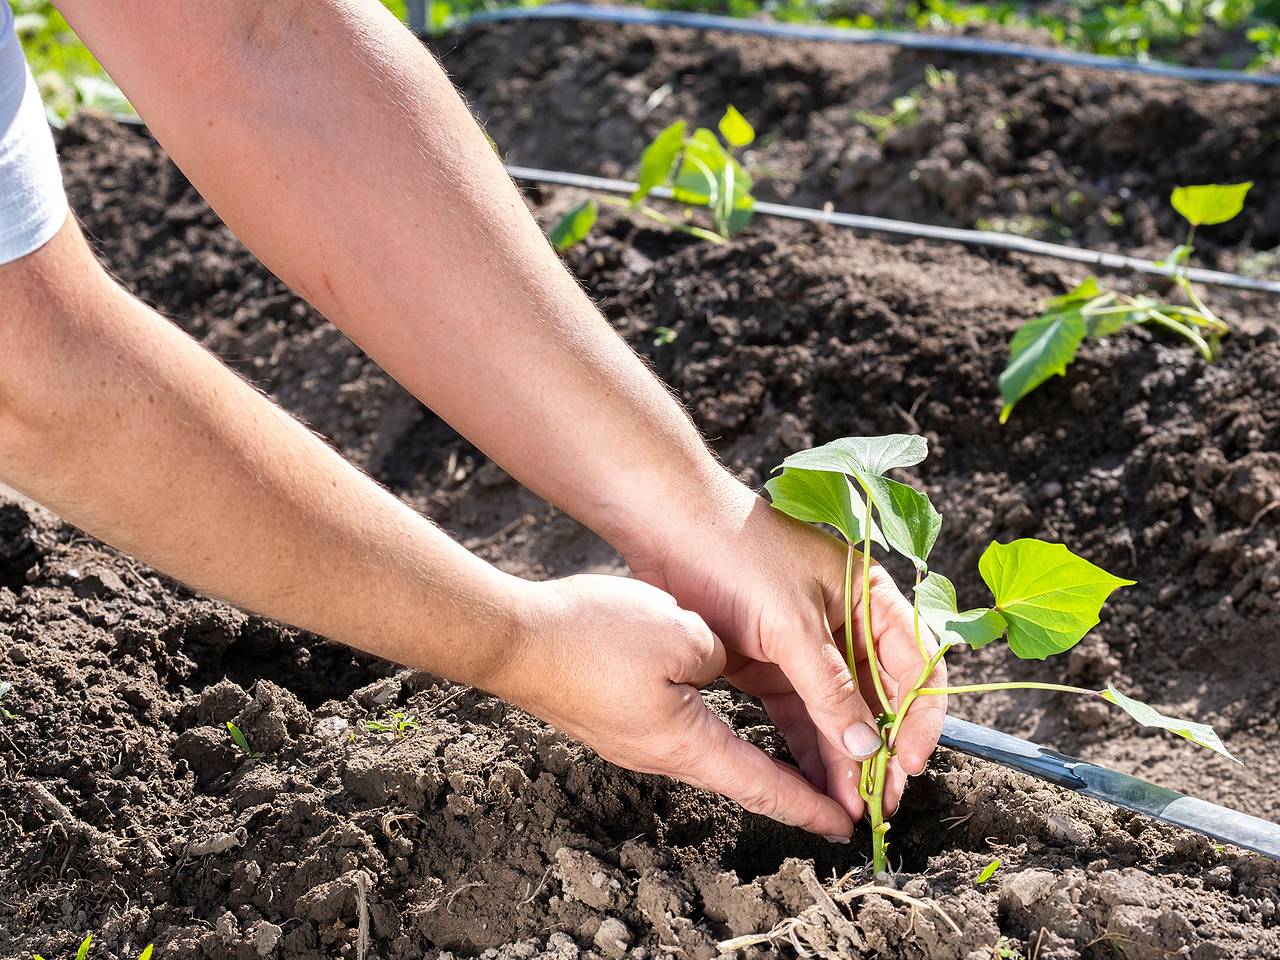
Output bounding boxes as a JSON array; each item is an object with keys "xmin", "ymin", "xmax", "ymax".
[{"xmin": 607, "ymin": 461, "xmax": 761, "ymax": 575}]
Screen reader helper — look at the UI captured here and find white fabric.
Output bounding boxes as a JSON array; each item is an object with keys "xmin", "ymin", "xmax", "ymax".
[{"xmin": 0, "ymin": 4, "xmax": 68, "ymax": 265}]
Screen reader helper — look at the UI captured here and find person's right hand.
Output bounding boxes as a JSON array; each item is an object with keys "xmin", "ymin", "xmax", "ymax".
[{"xmin": 487, "ymin": 574, "xmax": 856, "ymax": 840}]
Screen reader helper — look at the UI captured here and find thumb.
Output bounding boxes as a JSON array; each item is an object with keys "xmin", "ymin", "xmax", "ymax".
[
  {"xmin": 768, "ymin": 611, "xmax": 883, "ymax": 762},
  {"xmin": 670, "ymin": 694, "xmax": 855, "ymax": 839}
]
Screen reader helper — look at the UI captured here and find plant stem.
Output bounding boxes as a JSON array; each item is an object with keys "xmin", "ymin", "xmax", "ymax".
[
  {"xmin": 860, "ymin": 495, "xmax": 893, "ymax": 717},
  {"xmin": 913, "ymin": 681, "xmax": 1101, "ymax": 698},
  {"xmin": 911, "ymin": 569, "xmax": 928, "ymax": 662},
  {"xmin": 843, "ymin": 546, "xmax": 859, "ymax": 693},
  {"xmin": 598, "ymin": 196, "xmax": 727, "ymax": 244},
  {"xmin": 887, "ymin": 644, "xmax": 951, "ymax": 748},
  {"xmin": 866, "ymin": 744, "xmax": 891, "ymax": 874}
]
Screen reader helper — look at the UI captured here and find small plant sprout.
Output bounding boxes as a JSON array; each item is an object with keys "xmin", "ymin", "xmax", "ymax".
[
  {"xmin": 0, "ymin": 680, "xmax": 15, "ymax": 721},
  {"xmin": 854, "ymin": 65, "xmax": 955, "ymax": 143},
  {"xmin": 365, "ymin": 710, "xmax": 419, "ymax": 738},
  {"xmin": 998, "ymin": 182, "xmax": 1251, "ymax": 423},
  {"xmin": 975, "ymin": 858, "xmax": 1002, "ymax": 884},
  {"xmin": 548, "ymin": 105, "xmax": 757, "ymax": 251},
  {"xmin": 33, "ymin": 934, "xmax": 153, "ymax": 960},
  {"xmin": 766, "ymin": 434, "xmax": 1235, "ymax": 873},
  {"xmin": 225, "ymin": 721, "xmax": 262, "ymax": 759},
  {"xmin": 653, "ymin": 325, "xmax": 678, "ymax": 347}
]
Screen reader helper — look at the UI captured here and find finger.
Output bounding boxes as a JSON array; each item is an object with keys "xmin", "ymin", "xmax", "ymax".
[
  {"xmin": 666, "ymin": 611, "xmax": 728, "ymax": 688},
  {"xmin": 759, "ymin": 690, "xmax": 826, "ymax": 792},
  {"xmin": 673, "ymin": 696, "xmax": 855, "ymax": 839},
  {"xmin": 817, "ymin": 729, "xmax": 865, "ymax": 824},
  {"xmin": 763, "ymin": 599, "xmax": 883, "ymax": 763},
  {"xmin": 882, "ymin": 756, "xmax": 907, "ymax": 816}
]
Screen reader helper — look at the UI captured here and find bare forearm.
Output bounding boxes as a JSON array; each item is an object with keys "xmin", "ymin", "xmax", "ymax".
[
  {"xmin": 0, "ymin": 225, "xmax": 521, "ymax": 686},
  {"xmin": 56, "ymin": 0, "xmax": 733, "ymax": 557}
]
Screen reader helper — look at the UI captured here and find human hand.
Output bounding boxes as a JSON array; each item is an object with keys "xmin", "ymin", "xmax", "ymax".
[
  {"xmin": 621, "ymin": 476, "xmax": 946, "ymax": 822},
  {"xmin": 489, "ymin": 573, "xmax": 857, "ymax": 839}
]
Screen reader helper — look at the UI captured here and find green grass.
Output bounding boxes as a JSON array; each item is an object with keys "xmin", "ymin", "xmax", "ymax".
[{"xmin": 11, "ymin": 0, "xmax": 1280, "ymax": 123}]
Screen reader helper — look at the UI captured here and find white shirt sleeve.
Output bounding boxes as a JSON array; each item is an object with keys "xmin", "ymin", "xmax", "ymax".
[{"xmin": 0, "ymin": 4, "xmax": 69, "ymax": 266}]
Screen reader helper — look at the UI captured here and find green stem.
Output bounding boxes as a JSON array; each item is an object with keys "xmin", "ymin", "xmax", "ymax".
[
  {"xmin": 843, "ymin": 546, "xmax": 858, "ymax": 691},
  {"xmin": 866, "ymin": 745, "xmax": 891, "ymax": 874},
  {"xmin": 860, "ymin": 495, "xmax": 893, "ymax": 717},
  {"xmin": 599, "ymin": 196, "xmax": 727, "ymax": 244},
  {"xmin": 887, "ymin": 644, "xmax": 951, "ymax": 749},
  {"xmin": 911, "ymin": 569, "xmax": 928, "ymax": 662},
  {"xmin": 914, "ymin": 681, "xmax": 1101, "ymax": 698}
]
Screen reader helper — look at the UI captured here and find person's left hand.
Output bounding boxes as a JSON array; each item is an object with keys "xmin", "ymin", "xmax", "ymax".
[{"xmin": 623, "ymin": 475, "xmax": 946, "ymax": 823}]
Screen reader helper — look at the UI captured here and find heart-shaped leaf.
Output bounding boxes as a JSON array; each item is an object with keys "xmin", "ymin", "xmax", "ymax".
[
  {"xmin": 777, "ymin": 435, "xmax": 928, "ymax": 478},
  {"xmin": 1170, "ymin": 182, "xmax": 1252, "ymax": 227},
  {"xmin": 998, "ymin": 306, "xmax": 1088, "ymax": 424},
  {"xmin": 861, "ymin": 474, "xmax": 941, "ymax": 571},
  {"xmin": 914, "ymin": 572, "xmax": 1007, "ymax": 649},
  {"xmin": 1102, "ymin": 686, "xmax": 1237, "ymax": 762},
  {"xmin": 718, "ymin": 104, "xmax": 755, "ymax": 148},
  {"xmin": 765, "ymin": 467, "xmax": 885, "ymax": 548},
  {"xmin": 979, "ymin": 540, "xmax": 1134, "ymax": 660},
  {"xmin": 774, "ymin": 436, "xmax": 936, "ymax": 569},
  {"xmin": 548, "ymin": 199, "xmax": 597, "ymax": 252},
  {"xmin": 631, "ymin": 121, "xmax": 687, "ymax": 206}
]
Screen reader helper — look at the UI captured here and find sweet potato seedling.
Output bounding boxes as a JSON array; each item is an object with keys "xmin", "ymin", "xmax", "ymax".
[
  {"xmin": 549, "ymin": 105, "xmax": 757, "ymax": 250},
  {"xmin": 33, "ymin": 934, "xmax": 153, "ymax": 960},
  {"xmin": 225, "ymin": 721, "xmax": 262, "ymax": 759},
  {"xmin": 766, "ymin": 434, "xmax": 1234, "ymax": 873},
  {"xmin": 998, "ymin": 182, "xmax": 1251, "ymax": 422}
]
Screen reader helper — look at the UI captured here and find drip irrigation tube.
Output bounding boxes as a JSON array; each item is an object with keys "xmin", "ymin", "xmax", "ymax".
[
  {"xmin": 508, "ymin": 164, "xmax": 1280, "ymax": 294},
  {"xmin": 452, "ymin": 3, "xmax": 1280, "ymax": 88},
  {"xmin": 108, "ymin": 114, "xmax": 1276, "ymax": 292}
]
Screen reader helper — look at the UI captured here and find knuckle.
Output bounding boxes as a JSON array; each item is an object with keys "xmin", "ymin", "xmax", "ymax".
[{"xmin": 733, "ymin": 780, "xmax": 780, "ymax": 820}]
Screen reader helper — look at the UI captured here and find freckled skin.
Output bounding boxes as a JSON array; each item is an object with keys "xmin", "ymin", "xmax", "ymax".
[{"xmin": 0, "ymin": 0, "xmax": 943, "ymax": 833}]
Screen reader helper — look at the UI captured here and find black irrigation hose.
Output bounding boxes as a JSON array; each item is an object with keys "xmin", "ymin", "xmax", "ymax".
[
  {"xmin": 106, "ymin": 114, "xmax": 1279, "ymax": 293},
  {"xmin": 456, "ymin": 3, "xmax": 1280, "ymax": 88},
  {"xmin": 508, "ymin": 164, "xmax": 1280, "ymax": 294}
]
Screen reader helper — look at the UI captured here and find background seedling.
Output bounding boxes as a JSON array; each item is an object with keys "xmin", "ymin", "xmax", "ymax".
[
  {"xmin": 854, "ymin": 65, "xmax": 955, "ymax": 142},
  {"xmin": 365, "ymin": 710, "xmax": 419, "ymax": 737},
  {"xmin": 998, "ymin": 182, "xmax": 1251, "ymax": 423},
  {"xmin": 549, "ymin": 105, "xmax": 758, "ymax": 251},
  {"xmin": 33, "ymin": 934, "xmax": 153, "ymax": 960},
  {"xmin": 225, "ymin": 721, "xmax": 262, "ymax": 759},
  {"xmin": 975, "ymin": 858, "xmax": 1001, "ymax": 884},
  {"xmin": 767, "ymin": 434, "xmax": 1233, "ymax": 873},
  {"xmin": 0, "ymin": 681, "xmax": 16, "ymax": 722}
]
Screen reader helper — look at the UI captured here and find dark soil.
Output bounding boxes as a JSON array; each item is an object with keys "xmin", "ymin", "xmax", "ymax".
[
  {"xmin": 435, "ymin": 18, "xmax": 1280, "ymax": 266},
  {"xmin": 4, "ymin": 22, "xmax": 1280, "ymax": 958}
]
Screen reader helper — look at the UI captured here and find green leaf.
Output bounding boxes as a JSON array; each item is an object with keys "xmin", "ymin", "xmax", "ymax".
[
  {"xmin": 998, "ymin": 306, "xmax": 1087, "ymax": 424},
  {"xmin": 548, "ymin": 199, "xmax": 597, "ymax": 252},
  {"xmin": 776, "ymin": 435, "xmax": 928, "ymax": 479},
  {"xmin": 673, "ymin": 128, "xmax": 728, "ymax": 205},
  {"xmin": 860, "ymin": 474, "xmax": 940, "ymax": 571},
  {"xmin": 978, "ymin": 540, "xmax": 1134, "ymax": 660},
  {"xmin": 764, "ymin": 467, "xmax": 886, "ymax": 549},
  {"xmin": 1102, "ymin": 686, "xmax": 1238, "ymax": 762},
  {"xmin": 718, "ymin": 104, "xmax": 755, "ymax": 148},
  {"xmin": 137, "ymin": 947, "xmax": 154, "ymax": 960},
  {"xmin": 76, "ymin": 936, "xmax": 93, "ymax": 960},
  {"xmin": 1170, "ymin": 182, "xmax": 1252, "ymax": 227},
  {"xmin": 1044, "ymin": 276, "xmax": 1101, "ymax": 310},
  {"xmin": 226, "ymin": 721, "xmax": 258, "ymax": 757},
  {"xmin": 975, "ymin": 858, "xmax": 1001, "ymax": 884},
  {"xmin": 631, "ymin": 121, "xmax": 687, "ymax": 205},
  {"xmin": 915, "ymin": 573, "xmax": 1007, "ymax": 649}
]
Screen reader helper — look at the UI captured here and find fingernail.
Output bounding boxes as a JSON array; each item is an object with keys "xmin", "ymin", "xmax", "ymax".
[
  {"xmin": 843, "ymin": 723, "xmax": 882, "ymax": 760},
  {"xmin": 824, "ymin": 834, "xmax": 851, "ymax": 845}
]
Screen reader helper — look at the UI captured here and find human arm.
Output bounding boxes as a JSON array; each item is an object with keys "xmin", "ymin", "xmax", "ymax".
[
  {"xmin": 0, "ymin": 221, "xmax": 855, "ymax": 838},
  {"xmin": 53, "ymin": 0, "xmax": 944, "ymax": 813}
]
